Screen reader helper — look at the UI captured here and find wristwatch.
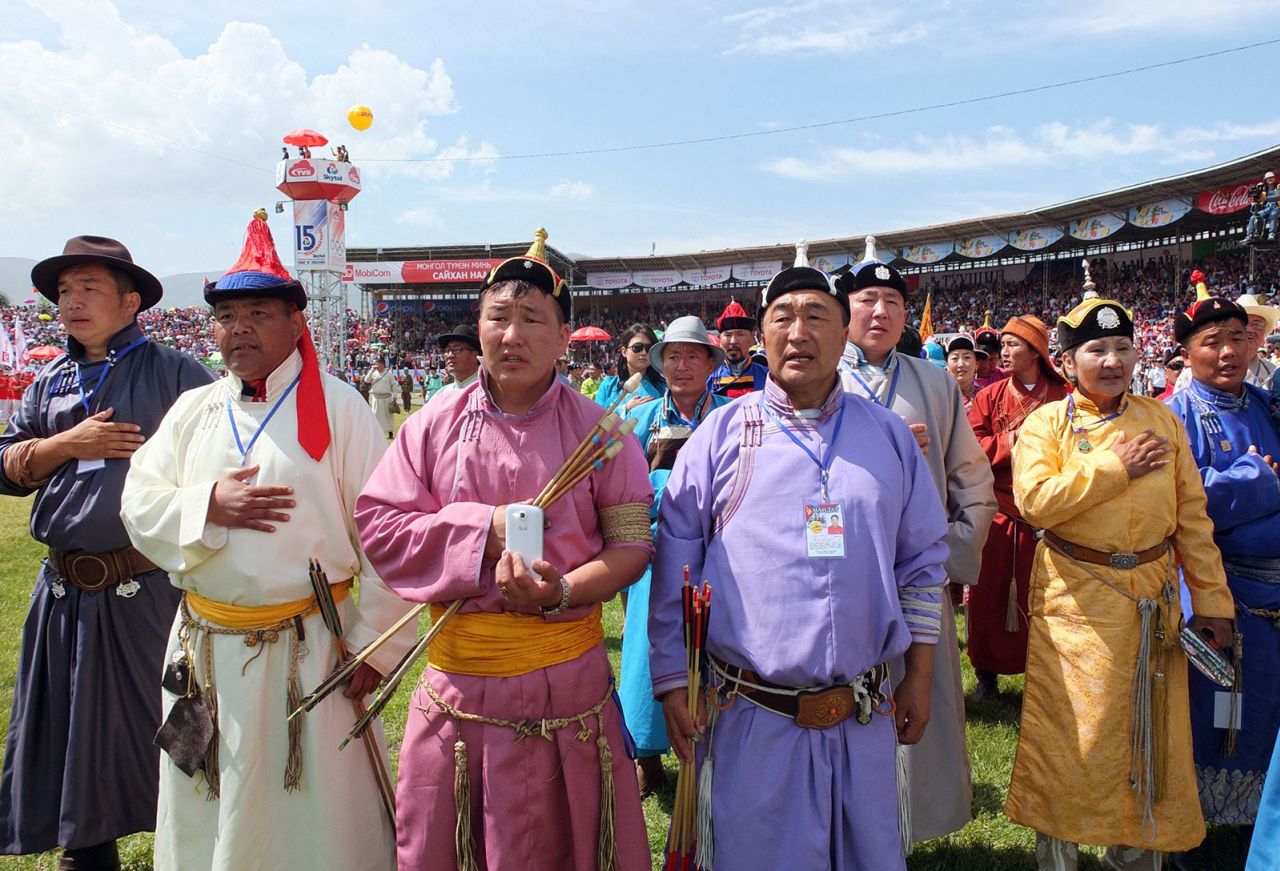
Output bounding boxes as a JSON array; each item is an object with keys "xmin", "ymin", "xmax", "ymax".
[{"xmin": 541, "ymin": 577, "xmax": 571, "ymax": 617}]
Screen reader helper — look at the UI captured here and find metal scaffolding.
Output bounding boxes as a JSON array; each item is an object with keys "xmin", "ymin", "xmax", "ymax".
[{"xmin": 299, "ymin": 269, "xmax": 346, "ymax": 372}]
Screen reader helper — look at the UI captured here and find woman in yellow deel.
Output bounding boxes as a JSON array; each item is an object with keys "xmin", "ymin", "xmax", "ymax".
[{"xmin": 1005, "ymin": 271, "xmax": 1235, "ymax": 871}]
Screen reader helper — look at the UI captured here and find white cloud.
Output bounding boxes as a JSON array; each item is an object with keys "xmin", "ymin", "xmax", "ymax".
[
  {"xmin": 0, "ymin": 0, "xmax": 496, "ymax": 214},
  {"xmin": 549, "ymin": 179, "xmax": 596, "ymax": 201},
  {"xmin": 397, "ymin": 206, "xmax": 444, "ymax": 229},
  {"xmin": 723, "ymin": 0, "xmax": 1270, "ymax": 56},
  {"xmin": 761, "ymin": 117, "xmax": 1280, "ymax": 181}
]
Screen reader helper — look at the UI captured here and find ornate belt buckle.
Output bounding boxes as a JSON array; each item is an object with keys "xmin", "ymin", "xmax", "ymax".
[
  {"xmin": 795, "ymin": 687, "xmax": 854, "ymax": 730},
  {"xmin": 69, "ymin": 555, "xmax": 112, "ymax": 592},
  {"xmin": 1109, "ymin": 552, "xmax": 1140, "ymax": 570}
]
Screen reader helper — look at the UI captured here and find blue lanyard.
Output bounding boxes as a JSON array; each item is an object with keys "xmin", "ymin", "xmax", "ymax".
[
  {"xmin": 848, "ymin": 363, "xmax": 901, "ymax": 409},
  {"xmin": 225, "ymin": 375, "xmax": 300, "ymax": 466},
  {"xmin": 760, "ymin": 393, "xmax": 846, "ymax": 500},
  {"xmin": 661, "ymin": 391, "xmax": 710, "ymax": 428},
  {"xmin": 1067, "ymin": 392, "xmax": 1129, "ymax": 434},
  {"xmin": 77, "ymin": 335, "xmax": 148, "ymax": 412}
]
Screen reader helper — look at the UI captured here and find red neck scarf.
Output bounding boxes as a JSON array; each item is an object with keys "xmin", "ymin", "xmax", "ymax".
[{"xmin": 296, "ymin": 326, "xmax": 330, "ymax": 461}]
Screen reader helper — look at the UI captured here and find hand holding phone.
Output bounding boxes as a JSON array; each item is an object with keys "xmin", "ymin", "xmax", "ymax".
[{"xmin": 504, "ymin": 505, "xmax": 545, "ymax": 581}]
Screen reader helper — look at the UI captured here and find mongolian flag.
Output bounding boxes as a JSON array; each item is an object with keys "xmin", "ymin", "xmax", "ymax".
[{"xmin": 919, "ymin": 291, "xmax": 934, "ymax": 345}]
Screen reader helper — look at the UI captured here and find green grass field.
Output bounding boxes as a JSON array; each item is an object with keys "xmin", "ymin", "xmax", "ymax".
[{"xmin": 0, "ymin": 405, "xmax": 1254, "ymax": 869}]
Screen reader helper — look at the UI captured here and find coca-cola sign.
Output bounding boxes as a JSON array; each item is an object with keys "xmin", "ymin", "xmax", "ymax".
[{"xmin": 1197, "ymin": 182, "xmax": 1255, "ymax": 215}]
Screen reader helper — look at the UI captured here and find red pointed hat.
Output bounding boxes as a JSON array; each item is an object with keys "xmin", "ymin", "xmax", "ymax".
[
  {"xmin": 716, "ymin": 298, "xmax": 756, "ymax": 332},
  {"xmin": 208, "ymin": 211, "xmax": 330, "ymax": 462}
]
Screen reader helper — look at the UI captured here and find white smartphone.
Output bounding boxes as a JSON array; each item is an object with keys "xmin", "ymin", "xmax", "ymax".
[{"xmin": 504, "ymin": 505, "xmax": 545, "ymax": 581}]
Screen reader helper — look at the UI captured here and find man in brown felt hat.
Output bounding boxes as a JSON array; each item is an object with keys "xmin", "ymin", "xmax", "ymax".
[{"xmin": 0, "ymin": 236, "xmax": 214, "ymax": 870}]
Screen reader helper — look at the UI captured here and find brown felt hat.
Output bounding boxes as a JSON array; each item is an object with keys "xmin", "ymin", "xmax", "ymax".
[
  {"xmin": 31, "ymin": 236, "xmax": 163, "ymax": 310},
  {"xmin": 1001, "ymin": 315, "xmax": 1066, "ymax": 384}
]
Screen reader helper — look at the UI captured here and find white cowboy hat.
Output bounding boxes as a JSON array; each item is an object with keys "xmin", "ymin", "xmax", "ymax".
[{"xmin": 1235, "ymin": 293, "xmax": 1279, "ymax": 336}]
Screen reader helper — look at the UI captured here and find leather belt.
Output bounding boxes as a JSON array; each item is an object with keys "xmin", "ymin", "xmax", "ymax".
[
  {"xmin": 1043, "ymin": 530, "xmax": 1169, "ymax": 570},
  {"xmin": 48, "ymin": 545, "xmax": 159, "ymax": 593},
  {"xmin": 713, "ymin": 657, "xmax": 892, "ymax": 729}
]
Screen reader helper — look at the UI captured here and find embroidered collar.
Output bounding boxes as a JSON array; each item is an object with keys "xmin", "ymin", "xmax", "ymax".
[
  {"xmin": 66, "ymin": 321, "xmax": 145, "ymax": 364},
  {"xmin": 1189, "ymin": 378, "xmax": 1248, "ymax": 412},
  {"xmin": 762, "ymin": 373, "xmax": 842, "ymax": 423},
  {"xmin": 227, "ymin": 350, "xmax": 302, "ymax": 402}
]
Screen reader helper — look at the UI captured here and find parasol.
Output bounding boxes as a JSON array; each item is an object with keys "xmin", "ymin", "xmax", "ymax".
[
  {"xmin": 26, "ymin": 345, "xmax": 63, "ymax": 361},
  {"xmin": 570, "ymin": 326, "xmax": 612, "ymax": 342},
  {"xmin": 282, "ymin": 128, "xmax": 329, "ymax": 147}
]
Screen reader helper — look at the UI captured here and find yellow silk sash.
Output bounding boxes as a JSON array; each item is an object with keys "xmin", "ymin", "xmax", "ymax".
[
  {"xmin": 185, "ymin": 579, "xmax": 353, "ymax": 629},
  {"xmin": 427, "ymin": 602, "xmax": 604, "ymax": 677}
]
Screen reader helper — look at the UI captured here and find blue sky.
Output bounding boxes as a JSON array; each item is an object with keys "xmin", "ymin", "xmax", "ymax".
[{"xmin": 2, "ymin": 0, "xmax": 1278, "ymax": 275}]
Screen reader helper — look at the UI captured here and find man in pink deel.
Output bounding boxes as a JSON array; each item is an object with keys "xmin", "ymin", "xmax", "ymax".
[{"xmin": 355, "ymin": 229, "xmax": 654, "ymax": 871}]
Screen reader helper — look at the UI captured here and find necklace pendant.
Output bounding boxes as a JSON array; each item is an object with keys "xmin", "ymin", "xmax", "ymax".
[
  {"xmin": 1077, "ymin": 438, "xmax": 1092, "ymax": 453},
  {"xmin": 1220, "ymin": 439, "xmax": 1232, "ymax": 453}
]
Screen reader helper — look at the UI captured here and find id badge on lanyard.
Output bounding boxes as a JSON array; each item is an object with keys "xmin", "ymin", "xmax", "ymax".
[
  {"xmin": 804, "ymin": 501, "xmax": 846, "ymax": 558},
  {"xmin": 760, "ymin": 395, "xmax": 847, "ymax": 560}
]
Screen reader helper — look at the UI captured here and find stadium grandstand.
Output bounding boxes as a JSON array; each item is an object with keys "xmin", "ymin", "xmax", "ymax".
[{"xmin": 343, "ymin": 144, "xmax": 1280, "ymax": 360}]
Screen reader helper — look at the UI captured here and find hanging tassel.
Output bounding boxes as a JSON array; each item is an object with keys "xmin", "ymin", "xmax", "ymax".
[
  {"xmin": 596, "ymin": 725, "xmax": 619, "ymax": 871},
  {"xmin": 1151, "ymin": 665, "xmax": 1168, "ymax": 804},
  {"xmin": 454, "ymin": 738, "xmax": 479, "ymax": 871},
  {"xmin": 1005, "ymin": 574, "xmax": 1019, "ymax": 633},
  {"xmin": 283, "ymin": 627, "xmax": 304, "ymax": 792},
  {"xmin": 695, "ymin": 706, "xmax": 716, "ymax": 871},
  {"xmin": 200, "ymin": 630, "xmax": 221, "ymax": 800},
  {"xmin": 896, "ymin": 742, "xmax": 913, "ymax": 857}
]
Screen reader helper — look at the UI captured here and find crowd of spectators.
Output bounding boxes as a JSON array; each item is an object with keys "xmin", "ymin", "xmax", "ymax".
[{"xmin": 3, "ymin": 248, "xmax": 1278, "ymax": 388}]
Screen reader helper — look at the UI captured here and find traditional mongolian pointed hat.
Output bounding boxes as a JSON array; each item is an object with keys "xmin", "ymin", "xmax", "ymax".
[
  {"xmin": 716, "ymin": 298, "xmax": 756, "ymax": 332},
  {"xmin": 832, "ymin": 236, "xmax": 910, "ymax": 298},
  {"xmin": 206, "ymin": 210, "xmax": 330, "ymax": 462},
  {"xmin": 1056, "ymin": 260, "xmax": 1134, "ymax": 352},
  {"xmin": 1172, "ymin": 268, "xmax": 1247, "ymax": 344},
  {"xmin": 761, "ymin": 239, "xmax": 848, "ymax": 316},
  {"xmin": 204, "ymin": 209, "xmax": 307, "ymax": 309},
  {"xmin": 480, "ymin": 228, "xmax": 572, "ymax": 323}
]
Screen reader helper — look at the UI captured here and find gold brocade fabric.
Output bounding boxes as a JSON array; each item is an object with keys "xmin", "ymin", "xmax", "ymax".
[
  {"xmin": 1005, "ymin": 394, "xmax": 1234, "ymax": 851},
  {"xmin": 599, "ymin": 502, "xmax": 653, "ymax": 546},
  {"xmin": 426, "ymin": 602, "xmax": 604, "ymax": 677}
]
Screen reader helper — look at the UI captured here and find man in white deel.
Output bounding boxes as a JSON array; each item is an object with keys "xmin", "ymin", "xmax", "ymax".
[
  {"xmin": 120, "ymin": 213, "xmax": 413, "ymax": 871},
  {"xmin": 364, "ymin": 358, "xmax": 396, "ymax": 437}
]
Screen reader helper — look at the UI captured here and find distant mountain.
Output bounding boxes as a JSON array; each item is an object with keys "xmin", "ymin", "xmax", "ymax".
[{"xmin": 0, "ymin": 258, "xmax": 218, "ymax": 309}]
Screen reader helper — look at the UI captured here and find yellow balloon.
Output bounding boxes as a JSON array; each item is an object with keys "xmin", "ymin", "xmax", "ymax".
[
  {"xmin": 348, "ymin": 105, "xmax": 374, "ymax": 131},
  {"xmin": 38, "ymin": 313, "xmax": 52, "ymax": 321}
]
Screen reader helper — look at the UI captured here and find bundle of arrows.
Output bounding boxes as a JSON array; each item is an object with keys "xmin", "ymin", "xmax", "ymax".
[{"xmin": 666, "ymin": 570, "xmax": 711, "ymax": 871}]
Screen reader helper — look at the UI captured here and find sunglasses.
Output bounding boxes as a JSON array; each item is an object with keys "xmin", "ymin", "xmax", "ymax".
[{"xmin": 627, "ymin": 343, "xmax": 652, "ymax": 353}]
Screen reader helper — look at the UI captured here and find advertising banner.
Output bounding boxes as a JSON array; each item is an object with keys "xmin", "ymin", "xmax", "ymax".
[
  {"xmin": 955, "ymin": 235, "xmax": 1008, "ymax": 259},
  {"xmin": 342, "ymin": 259, "xmax": 501, "ymax": 284},
  {"xmin": 811, "ymin": 253, "xmax": 851, "ymax": 273},
  {"xmin": 1008, "ymin": 226, "xmax": 1064, "ymax": 251},
  {"xmin": 731, "ymin": 261, "xmax": 782, "ymax": 282},
  {"xmin": 585, "ymin": 271, "xmax": 635, "ymax": 290},
  {"xmin": 680, "ymin": 265, "xmax": 733, "ymax": 286},
  {"xmin": 1128, "ymin": 198, "xmax": 1192, "ymax": 229},
  {"xmin": 1069, "ymin": 213, "xmax": 1125, "ymax": 241},
  {"xmin": 293, "ymin": 200, "xmax": 344, "ymax": 272},
  {"xmin": 632, "ymin": 269, "xmax": 683, "ymax": 289},
  {"xmin": 1197, "ymin": 182, "xmax": 1256, "ymax": 215},
  {"xmin": 901, "ymin": 242, "xmax": 953, "ymax": 264}
]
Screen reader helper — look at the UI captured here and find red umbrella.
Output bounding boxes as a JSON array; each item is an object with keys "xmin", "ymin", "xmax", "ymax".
[
  {"xmin": 27, "ymin": 345, "xmax": 63, "ymax": 360},
  {"xmin": 570, "ymin": 326, "xmax": 612, "ymax": 342},
  {"xmin": 282, "ymin": 128, "xmax": 329, "ymax": 147}
]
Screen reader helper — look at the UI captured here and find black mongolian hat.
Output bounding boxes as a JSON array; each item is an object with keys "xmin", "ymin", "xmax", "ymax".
[
  {"xmin": 761, "ymin": 240, "xmax": 848, "ymax": 316},
  {"xmin": 479, "ymin": 228, "xmax": 572, "ymax": 323},
  {"xmin": 1172, "ymin": 269, "xmax": 1248, "ymax": 345},
  {"xmin": 437, "ymin": 324, "xmax": 481, "ymax": 353},
  {"xmin": 32, "ymin": 235, "xmax": 164, "ymax": 310},
  {"xmin": 1056, "ymin": 260, "xmax": 1135, "ymax": 352},
  {"xmin": 832, "ymin": 236, "xmax": 910, "ymax": 298}
]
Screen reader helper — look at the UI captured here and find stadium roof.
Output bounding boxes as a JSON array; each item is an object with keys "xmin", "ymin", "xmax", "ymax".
[
  {"xmin": 345, "ymin": 145, "xmax": 1279, "ymax": 292},
  {"xmin": 571, "ymin": 144, "xmax": 1280, "ymax": 272}
]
